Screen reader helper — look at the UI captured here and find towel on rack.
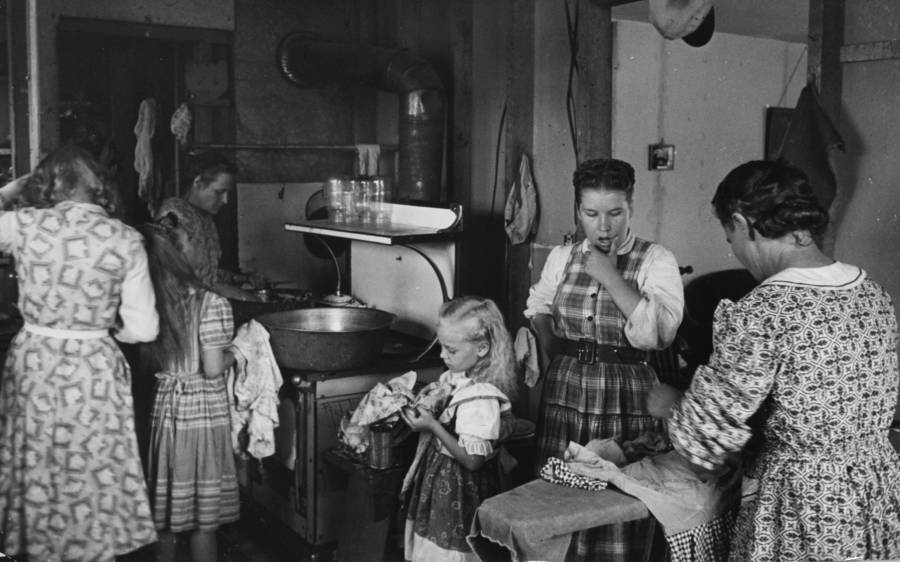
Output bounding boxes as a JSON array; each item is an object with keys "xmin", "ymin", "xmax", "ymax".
[
  {"xmin": 228, "ymin": 319, "xmax": 283, "ymax": 460},
  {"xmin": 356, "ymin": 144, "xmax": 381, "ymax": 176}
]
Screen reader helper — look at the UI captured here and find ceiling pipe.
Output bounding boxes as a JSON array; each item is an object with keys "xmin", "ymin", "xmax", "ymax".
[{"xmin": 278, "ymin": 33, "xmax": 445, "ymax": 202}]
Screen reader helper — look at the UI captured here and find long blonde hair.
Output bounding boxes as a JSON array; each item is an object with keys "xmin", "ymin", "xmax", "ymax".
[{"xmin": 438, "ymin": 296, "xmax": 517, "ymax": 400}]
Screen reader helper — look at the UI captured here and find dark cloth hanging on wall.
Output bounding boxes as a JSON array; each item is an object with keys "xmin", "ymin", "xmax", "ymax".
[{"xmin": 777, "ymin": 83, "xmax": 845, "ymax": 210}]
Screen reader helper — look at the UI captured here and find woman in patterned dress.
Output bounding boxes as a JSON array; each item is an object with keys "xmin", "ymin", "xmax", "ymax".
[
  {"xmin": 0, "ymin": 145, "xmax": 160, "ymax": 561},
  {"xmin": 525, "ymin": 157, "xmax": 684, "ymax": 561},
  {"xmin": 141, "ymin": 211, "xmax": 239, "ymax": 562},
  {"xmin": 649, "ymin": 159, "xmax": 900, "ymax": 560}
]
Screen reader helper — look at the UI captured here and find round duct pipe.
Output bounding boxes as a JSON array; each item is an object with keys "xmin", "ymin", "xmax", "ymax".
[{"xmin": 278, "ymin": 33, "xmax": 445, "ymax": 202}]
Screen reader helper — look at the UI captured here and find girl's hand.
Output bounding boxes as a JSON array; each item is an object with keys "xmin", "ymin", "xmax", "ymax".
[
  {"xmin": 584, "ymin": 236, "xmax": 620, "ymax": 284},
  {"xmin": 647, "ymin": 383, "xmax": 683, "ymax": 419},
  {"xmin": 400, "ymin": 406, "xmax": 437, "ymax": 433}
]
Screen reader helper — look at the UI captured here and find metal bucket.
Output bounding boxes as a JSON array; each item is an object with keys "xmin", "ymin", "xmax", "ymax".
[
  {"xmin": 256, "ymin": 307, "xmax": 395, "ymax": 371},
  {"xmin": 367, "ymin": 426, "xmax": 396, "ymax": 470}
]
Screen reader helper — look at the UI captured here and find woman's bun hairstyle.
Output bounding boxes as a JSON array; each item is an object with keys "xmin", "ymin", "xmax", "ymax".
[{"xmin": 712, "ymin": 159, "xmax": 829, "ymax": 239}]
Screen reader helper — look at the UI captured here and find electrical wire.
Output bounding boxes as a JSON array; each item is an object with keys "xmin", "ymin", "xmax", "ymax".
[
  {"xmin": 489, "ymin": 102, "xmax": 508, "ymax": 219},
  {"xmin": 565, "ymin": 0, "xmax": 581, "ymax": 163}
]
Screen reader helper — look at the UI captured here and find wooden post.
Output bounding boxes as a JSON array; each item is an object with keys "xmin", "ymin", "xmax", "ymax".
[
  {"xmin": 807, "ymin": 0, "xmax": 844, "ymax": 123},
  {"xmin": 807, "ymin": 0, "xmax": 844, "ymax": 254},
  {"xmin": 575, "ymin": 1, "xmax": 613, "ymax": 161},
  {"xmin": 504, "ymin": 0, "xmax": 536, "ymax": 330},
  {"xmin": 26, "ymin": 0, "xmax": 59, "ymax": 167}
]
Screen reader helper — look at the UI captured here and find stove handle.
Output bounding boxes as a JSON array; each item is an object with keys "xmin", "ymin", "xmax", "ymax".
[{"xmin": 293, "ymin": 378, "xmax": 313, "ymax": 515}]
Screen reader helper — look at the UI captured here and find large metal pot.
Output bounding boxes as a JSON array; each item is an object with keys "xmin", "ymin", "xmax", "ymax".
[{"xmin": 256, "ymin": 307, "xmax": 395, "ymax": 371}]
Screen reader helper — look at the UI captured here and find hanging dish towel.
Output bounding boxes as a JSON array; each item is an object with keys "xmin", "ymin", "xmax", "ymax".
[
  {"xmin": 228, "ymin": 319, "xmax": 283, "ymax": 460},
  {"xmin": 504, "ymin": 153, "xmax": 538, "ymax": 245},
  {"xmin": 514, "ymin": 326, "xmax": 541, "ymax": 388},
  {"xmin": 355, "ymin": 144, "xmax": 381, "ymax": 176},
  {"xmin": 133, "ymin": 98, "xmax": 156, "ymax": 211}
]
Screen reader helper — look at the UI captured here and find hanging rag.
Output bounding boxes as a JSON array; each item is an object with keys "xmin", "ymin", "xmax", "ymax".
[
  {"xmin": 355, "ymin": 144, "xmax": 381, "ymax": 176},
  {"xmin": 504, "ymin": 153, "xmax": 538, "ymax": 245},
  {"xmin": 133, "ymin": 98, "xmax": 156, "ymax": 208},
  {"xmin": 227, "ymin": 319, "xmax": 283, "ymax": 460},
  {"xmin": 170, "ymin": 102, "xmax": 192, "ymax": 146},
  {"xmin": 777, "ymin": 83, "xmax": 845, "ymax": 210},
  {"xmin": 514, "ymin": 326, "xmax": 541, "ymax": 388}
]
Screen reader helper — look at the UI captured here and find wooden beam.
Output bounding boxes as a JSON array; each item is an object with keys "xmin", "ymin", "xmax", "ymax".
[
  {"xmin": 841, "ymin": 39, "xmax": 900, "ymax": 63},
  {"xmin": 807, "ymin": 0, "xmax": 844, "ymax": 123},
  {"xmin": 7, "ymin": 0, "xmax": 30, "ymax": 176},
  {"xmin": 589, "ymin": 0, "xmax": 642, "ymax": 5},
  {"xmin": 575, "ymin": 2, "xmax": 613, "ymax": 161}
]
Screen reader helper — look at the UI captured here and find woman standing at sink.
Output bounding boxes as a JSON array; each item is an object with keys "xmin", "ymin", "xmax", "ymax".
[{"xmin": 140, "ymin": 211, "xmax": 239, "ymax": 562}]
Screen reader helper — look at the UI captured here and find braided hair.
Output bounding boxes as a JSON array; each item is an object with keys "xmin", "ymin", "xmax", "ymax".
[{"xmin": 712, "ymin": 160, "xmax": 829, "ymax": 241}]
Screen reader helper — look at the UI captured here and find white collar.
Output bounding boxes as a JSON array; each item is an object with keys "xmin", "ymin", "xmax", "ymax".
[{"xmin": 761, "ymin": 262, "xmax": 866, "ymax": 290}]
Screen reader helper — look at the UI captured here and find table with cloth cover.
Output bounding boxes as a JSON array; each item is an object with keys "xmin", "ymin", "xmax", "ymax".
[{"xmin": 467, "ymin": 479, "xmax": 652, "ymax": 562}]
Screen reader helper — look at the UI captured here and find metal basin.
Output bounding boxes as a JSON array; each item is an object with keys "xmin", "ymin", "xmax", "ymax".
[{"xmin": 256, "ymin": 307, "xmax": 396, "ymax": 371}]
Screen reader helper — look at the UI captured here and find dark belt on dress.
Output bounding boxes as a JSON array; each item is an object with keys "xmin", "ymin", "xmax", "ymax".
[{"xmin": 558, "ymin": 338, "xmax": 648, "ymax": 365}]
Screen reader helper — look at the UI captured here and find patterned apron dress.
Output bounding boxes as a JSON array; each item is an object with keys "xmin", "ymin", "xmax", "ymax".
[{"xmin": 536, "ymin": 239, "xmax": 662, "ymax": 562}]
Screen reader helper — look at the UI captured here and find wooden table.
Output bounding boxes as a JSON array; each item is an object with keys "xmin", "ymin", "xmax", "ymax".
[{"xmin": 468, "ymin": 479, "xmax": 651, "ymax": 562}]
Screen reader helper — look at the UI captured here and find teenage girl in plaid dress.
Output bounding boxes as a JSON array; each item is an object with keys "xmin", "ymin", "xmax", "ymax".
[
  {"xmin": 526, "ymin": 158, "xmax": 684, "ymax": 561},
  {"xmin": 141, "ymin": 211, "xmax": 239, "ymax": 562}
]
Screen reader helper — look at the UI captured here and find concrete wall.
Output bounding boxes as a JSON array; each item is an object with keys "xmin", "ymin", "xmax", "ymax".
[
  {"xmin": 834, "ymin": 0, "xmax": 900, "ymax": 309},
  {"xmin": 530, "ymin": 16, "xmax": 807, "ymax": 283}
]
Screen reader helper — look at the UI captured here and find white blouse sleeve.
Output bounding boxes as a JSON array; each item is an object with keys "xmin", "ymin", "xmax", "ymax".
[
  {"xmin": 0, "ymin": 211, "xmax": 20, "ymax": 253},
  {"xmin": 115, "ymin": 237, "xmax": 159, "ymax": 343},
  {"xmin": 524, "ymin": 245, "xmax": 571, "ymax": 318},
  {"xmin": 625, "ymin": 244, "xmax": 684, "ymax": 350},
  {"xmin": 455, "ymin": 398, "xmax": 502, "ymax": 456}
]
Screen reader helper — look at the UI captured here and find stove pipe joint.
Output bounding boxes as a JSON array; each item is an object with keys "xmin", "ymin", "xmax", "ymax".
[{"xmin": 278, "ymin": 33, "xmax": 444, "ymax": 202}]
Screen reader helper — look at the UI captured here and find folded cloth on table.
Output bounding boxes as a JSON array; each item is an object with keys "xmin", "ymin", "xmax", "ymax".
[
  {"xmin": 566, "ymin": 439, "xmax": 739, "ymax": 534},
  {"xmin": 539, "ymin": 457, "xmax": 608, "ymax": 491}
]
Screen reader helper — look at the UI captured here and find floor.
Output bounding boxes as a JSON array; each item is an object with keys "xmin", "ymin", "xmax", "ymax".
[
  {"xmin": 118, "ymin": 504, "xmax": 338, "ymax": 562},
  {"xmin": 117, "ymin": 500, "xmax": 406, "ymax": 562}
]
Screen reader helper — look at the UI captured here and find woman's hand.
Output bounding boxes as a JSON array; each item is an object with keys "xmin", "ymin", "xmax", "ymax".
[
  {"xmin": 400, "ymin": 406, "xmax": 437, "ymax": 433},
  {"xmin": 647, "ymin": 383, "xmax": 683, "ymax": 419}
]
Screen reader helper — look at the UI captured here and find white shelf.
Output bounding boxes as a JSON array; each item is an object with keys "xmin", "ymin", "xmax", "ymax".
[{"xmin": 284, "ymin": 202, "xmax": 462, "ymax": 245}]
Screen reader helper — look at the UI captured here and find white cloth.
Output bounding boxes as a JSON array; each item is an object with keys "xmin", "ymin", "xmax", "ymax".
[
  {"xmin": 170, "ymin": 102, "xmax": 192, "ymax": 145},
  {"xmin": 514, "ymin": 326, "xmax": 541, "ymax": 388},
  {"xmin": 355, "ymin": 144, "xmax": 381, "ymax": 176},
  {"xmin": 565, "ymin": 439, "xmax": 741, "ymax": 536},
  {"xmin": 524, "ymin": 234, "xmax": 684, "ymax": 350},
  {"xmin": 133, "ymin": 98, "xmax": 156, "ymax": 205},
  {"xmin": 227, "ymin": 319, "xmax": 282, "ymax": 459},
  {"xmin": 504, "ymin": 154, "xmax": 538, "ymax": 245},
  {"xmin": 649, "ymin": 0, "xmax": 714, "ymax": 40}
]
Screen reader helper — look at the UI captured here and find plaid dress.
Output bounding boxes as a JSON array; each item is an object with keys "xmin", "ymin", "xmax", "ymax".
[
  {"xmin": 147, "ymin": 290, "xmax": 240, "ymax": 532},
  {"xmin": 536, "ymin": 239, "xmax": 663, "ymax": 562}
]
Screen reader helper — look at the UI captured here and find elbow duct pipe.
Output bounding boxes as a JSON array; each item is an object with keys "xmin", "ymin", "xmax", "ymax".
[{"xmin": 278, "ymin": 33, "xmax": 445, "ymax": 202}]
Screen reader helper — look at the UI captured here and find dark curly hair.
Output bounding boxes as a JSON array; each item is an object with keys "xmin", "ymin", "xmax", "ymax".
[
  {"xmin": 712, "ymin": 160, "xmax": 829, "ymax": 240},
  {"xmin": 184, "ymin": 150, "xmax": 238, "ymax": 188},
  {"xmin": 572, "ymin": 158, "xmax": 635, "ymax": 204},
  {"xmin": 22, "ymin": 144, "xmax": 120, "ymax": 215}
]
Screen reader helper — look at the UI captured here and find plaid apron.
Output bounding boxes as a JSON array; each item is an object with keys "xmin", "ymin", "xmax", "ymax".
[{"xmin": 536, "ymin": 239, "xmax": 662, "ymax": 562}]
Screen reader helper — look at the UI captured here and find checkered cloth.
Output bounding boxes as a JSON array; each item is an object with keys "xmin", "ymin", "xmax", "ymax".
[
  {"xmin": 665, "ymin": 508, "xmax": 736, "ymax": 562},
  {"xmin": 539, "ymin": 457, "xmax": 608, "ymax": 492}
]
